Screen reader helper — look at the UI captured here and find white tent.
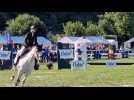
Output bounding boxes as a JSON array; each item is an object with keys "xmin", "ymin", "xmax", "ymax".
[
  {"xmin": 106, "ymin": 39, "xmax": 118, "ymax": 49},
  {"xmin": 76, "ymin": 37, "xmax": 92, "ymax": 44},
  {"xmin": 106, "ymin": 39, "xmax": 116, "ymax": 45},
  {"xmin": 124, "ymin": 37, "xmax": 134, "ymax": 48},
  {"xmin": 58, "ymin": 36, "xmax": 92, "ymax": 44},
  {"xmin": 58, "ymin": 37, "xmax": 79, "ymax": 43}
]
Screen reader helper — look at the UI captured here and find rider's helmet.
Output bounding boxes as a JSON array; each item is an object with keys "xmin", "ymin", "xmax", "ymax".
[
  {"xmin": 30, "ymin": 25, "xmax": 39, "ymax": 33},
  {"xmin": 31, "ymin": 25, "xmax": 38, "ymax": 29}
]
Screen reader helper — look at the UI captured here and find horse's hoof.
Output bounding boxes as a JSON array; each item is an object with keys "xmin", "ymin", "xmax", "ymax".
[{"xmin": 10, "ymin": 76, "xmax": 14, "ymax": 81}]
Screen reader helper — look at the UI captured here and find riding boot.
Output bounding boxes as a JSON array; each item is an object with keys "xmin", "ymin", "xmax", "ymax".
[{"xmin": 34, "ymin": 58, "xmax": 39, "ymax": 70}]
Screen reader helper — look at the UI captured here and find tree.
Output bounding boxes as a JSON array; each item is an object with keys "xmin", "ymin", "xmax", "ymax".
[
  {"xmin": 0, "ymin": 12, "xmax": 99, "ymax": 33},
  {"xmin": 85, "ymin": 21, "xmax": 104, "ymax": 36},
  {"xmin": 50, "ymin": 34, "xmax": 63, "ymax": 43},
  {"xmin": 63, "ymin": 21, "xmax": 85, "ymax": 36},
  {"xmin": 112, "ymin": 12, "xmax": 129, "ymax": 36},
  {"xmin": 99, "ymin": 12, "xmax": 130, "ymax": 45},
  {"xmin": 98, "ymin": 13, "xmax": 117, "ymax": 35},
  {"xmin": 127, "ymin": 12, "xmax": 134, "ymax": 37},
  {"xmin": 6, "ymin": 13, "xmax": 45, "ymax": 36},
  {"xmin": 0, "ymin": 13, "xmax": 11, "ymax": 31}
]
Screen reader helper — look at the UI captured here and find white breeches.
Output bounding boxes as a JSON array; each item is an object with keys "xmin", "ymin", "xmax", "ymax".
[{"xmin": 14, "ymin": 46, "xmax": 25, "ymax": 64}]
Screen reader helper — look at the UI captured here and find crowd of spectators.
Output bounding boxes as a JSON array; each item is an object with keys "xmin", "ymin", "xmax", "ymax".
[{"xmin": 87, "ymin": 44, "xmax": 116, "ymax": 60}]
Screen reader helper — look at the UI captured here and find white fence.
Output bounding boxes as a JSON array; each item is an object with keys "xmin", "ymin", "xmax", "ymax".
[{"xmin": 87, "ymin": 50, "xmax": 134, "ymax": 59}]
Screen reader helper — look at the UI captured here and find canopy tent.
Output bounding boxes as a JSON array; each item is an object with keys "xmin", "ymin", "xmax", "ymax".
[
  {"xmin": 37, "ymin": 36, "xmax": 51, "ymax": 45},
  {"xmin": 0, "ymin": 35, "xmax": 51, "ymax": 45},
  {"xmin": 59, "ymin": 36, "xmax": 118, "ymax": 46},
  {"xmin": 58, "ymin": 37, "xmax": 79, "ymax": 43},
  {"xmin": 11, "ymin": 36, "xmax": 25, "ymax": 44},
  {"xmin": 59, "ymin": 36, "xmax": 109, "ymax": 44},
  {"xmin": 59, "ymin": 36, "xmax": 92, "ymax": 44},
  {"xmin": 105, "ymin": 39, "xmax": 118, "ymax": 49},
  {"xmin": 105, "ymin": 39, "xmax": 116, "ymax": 45},
  {"xmin": 124, "ymin": 37, "xmax": 134, "ymax": 48},
  {"xmin": 76, "ymin": 37, "xmax": 92, "ymax": 43},
  {"xmin": 0, "ymin": 35, "xmax": 6, "ymax": 43},
  {"xmin": 86, "ymin": 36, "xmax": 107, "ymax": 44}
]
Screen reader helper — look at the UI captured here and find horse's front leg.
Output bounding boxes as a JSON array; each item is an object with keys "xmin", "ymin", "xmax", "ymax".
[{"xmin": 10, "ymin": 66, "xmax": 17, "ymax": 81}]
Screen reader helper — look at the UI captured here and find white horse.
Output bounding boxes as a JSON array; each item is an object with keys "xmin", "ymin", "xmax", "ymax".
[{"xmin": 10, "ymin": 46, "xmax": 38, "ymax": 87}]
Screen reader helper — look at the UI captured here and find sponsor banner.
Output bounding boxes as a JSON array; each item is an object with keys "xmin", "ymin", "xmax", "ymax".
[
  {"xmin": 106, "ymin": 60, "xmax": 117, "ymax": 67},
  {"xmin": 0, "ymin": 51, "xmax": 11, "ymax": 60},
  {"xmin": 59, "ymin": 49, "xmax": 74, "ymax": 59},
  {"xmin": 128, "ymin": 53, "xmax": 134, "ymax": 57},
  {"xmin": 70, "ymin": 60, "xmax": 86, "ymax": 70}
]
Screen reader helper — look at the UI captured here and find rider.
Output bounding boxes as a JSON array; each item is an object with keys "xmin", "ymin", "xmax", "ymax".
[{"xmin": 14, "ymin": 25, "xmax": 39, "ymax": 68}]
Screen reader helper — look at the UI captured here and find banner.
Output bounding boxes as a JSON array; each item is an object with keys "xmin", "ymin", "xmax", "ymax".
[
  {"xmin": 70, "ymin": 60, "xmax": 86, "ymax": 70},
  {"xmin": 0, "ymin": 51, "xmax": 11, "ymax": 60},
  {"xmin": 128, "ymin": 53, "xmax": 134, "ymax": 57},
  {"xmin": 106, "ymin": 60, "xmax": 117, "ymax": 67},
  {"xmin": 59, "ymin": 49, "xmax": 74, "ymax": 59}
]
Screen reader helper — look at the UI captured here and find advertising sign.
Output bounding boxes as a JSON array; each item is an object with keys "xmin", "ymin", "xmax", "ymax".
[
  {"xmin": 59, "ymin": 49, "xmax": 74, "ymax": 59},
  {"xmin": 70, "ymin": 60, "xmax": 86, "ymax": 70},
  {"xmin": 106, "ymin": 60, "xmax": 117, "ymax": 67},
  {"xmin": 0, "ymin": 51, "xmax": 11, "ymax": 60}
]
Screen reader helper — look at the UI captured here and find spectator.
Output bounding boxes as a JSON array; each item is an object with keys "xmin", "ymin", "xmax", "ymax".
[
  {"xmin": 42, "ymin": 47, "xmax": 49, "ymax": 63},
  {"xmin": 38, "ymin": 50, "xmax": 42, "ymax": 62},
  {"xmin": 0, "ymin": 45, "xmax": 4, "ymax": 51},
  {"xmin": 52, "ymin": 52, "xmax": 57, "ymax": 62},
  {"xmin": 108, "ymin": 47, "xmax": 114, "ymax": 59},
  {"xmin": 0, "ymin": 45, "xmax": 4, "ymax": 65},
  {"xmin": 12, "ymin": 44, "xmax": 17, "ymax": 59}
]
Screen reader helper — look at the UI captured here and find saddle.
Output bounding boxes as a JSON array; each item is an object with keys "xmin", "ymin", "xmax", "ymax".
[{"xmin": 15, "ymin": 46, "xmax": 39, "ymax": 69}]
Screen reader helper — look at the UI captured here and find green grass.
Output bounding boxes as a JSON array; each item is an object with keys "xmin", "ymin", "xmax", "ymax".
[{"xmin": 0, "ymin": 58, "xmax": 134, "ymax": 87}]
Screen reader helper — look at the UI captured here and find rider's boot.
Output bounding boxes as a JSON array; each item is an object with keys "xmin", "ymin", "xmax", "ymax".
[{"xmin": 34, "ymin": 58, "xmax": 39, "ymax": 70}]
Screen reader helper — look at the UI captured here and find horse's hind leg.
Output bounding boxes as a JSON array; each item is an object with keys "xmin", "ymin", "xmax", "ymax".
[
  {"xmin": 15, "ymin": 71, "xmax": 22, "ymax": 87},
  {"xmin": 21, "ymin": 73, "xmax": 28, "ymax": 87}
]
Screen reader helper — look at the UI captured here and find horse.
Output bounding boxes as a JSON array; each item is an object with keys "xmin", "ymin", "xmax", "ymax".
[{"xmin": 10, "ymin": 46, "xmax": 38, "ymax": 87}]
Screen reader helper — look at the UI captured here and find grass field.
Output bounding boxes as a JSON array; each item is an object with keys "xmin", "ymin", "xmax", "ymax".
[{"xmin": 0, "ymin": 58, "xmax": 134, "ymax": 87}]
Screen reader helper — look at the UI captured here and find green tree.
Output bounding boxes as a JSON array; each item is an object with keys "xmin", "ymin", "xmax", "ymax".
[
  {"xmin": 85, "ymin": 21, "xmax": 104, "ymax": 36},
  {"xmin": 6, "ymin": 13, "xmax": 45, "ymax": 36},
  {"xmin": 127, "ymin": 12, "xmax": 134, "ymax": 37},
  {"xmin": 63, "ymin": 21, "xmax": 85, "ymax": 36},
  {"xmin": 99, "ymin": 12, "xmax": 130, "ymax": 45},
  {"xmin": 50, "ymin": 34, "xmax": 63, "ymax": 43},
  {"xmin": 98, "ymin": 18, "xmax": 115, "ymax": 35}
]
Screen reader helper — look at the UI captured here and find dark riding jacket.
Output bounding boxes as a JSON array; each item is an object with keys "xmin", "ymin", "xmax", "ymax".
[{"xmin": 24, "ymin": 32, "xmax": 38, "ymax": 47}]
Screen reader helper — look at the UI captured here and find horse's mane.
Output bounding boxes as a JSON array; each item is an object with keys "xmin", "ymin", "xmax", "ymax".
[
  {"xmin": 20, "ymin": 46, "xmax": 37, "ymax": 60},
  {"xmin": 28, "ymin": 46, "xmax": 37, "ymax": 58}
]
